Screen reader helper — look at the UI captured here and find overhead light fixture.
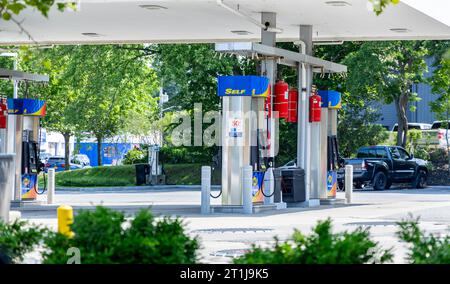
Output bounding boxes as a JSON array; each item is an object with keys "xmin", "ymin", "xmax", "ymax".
[
  {"xmin": 231, "ymin": 30, "xmax": 253, "ymax": 35},
  {"xmin": 325, "ymin": 1, "xmax": 351, "ymax": 7},
  {"xmin": 81, "ymin": 32, "xmax": 104, "ymax": 37},
  {"xmin": 139, "ymin": 4, "xmax": 168, "ymax": 10},
  {"xmin": 390, "ymin": 28, "xmax": 410, "ymax": 33}
]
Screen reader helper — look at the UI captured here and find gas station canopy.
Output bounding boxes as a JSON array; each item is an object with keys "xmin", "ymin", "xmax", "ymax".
[{"xmin": 0, "ymin": 0, "xmax": 449, "ymax": 45}]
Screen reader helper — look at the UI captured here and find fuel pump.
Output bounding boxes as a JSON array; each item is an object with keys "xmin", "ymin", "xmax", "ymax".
[
  {"xmin": 318, "ymin": 90, "xmax": 342, "ymax": 199},
  {"xmin": 8, "ymin": 98, "xmax": 47, "ymax": 200}
]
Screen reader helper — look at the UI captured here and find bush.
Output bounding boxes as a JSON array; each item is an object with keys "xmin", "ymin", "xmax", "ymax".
[
  {"xmin": 397, "ymin": 217, "xmax": 450, "ymax": 264},
  {"xmin": 42, "ymin": 207, "xmax": 199, "ymax": 264},
  {"xmin": 0, "ymin": 219, "xmax": 46, "ymax": 264},
  {"xmin": 234, "ymin": 218, "xmax": 393, "ymax": 264},
  {"xmin": 123, "ymin": 148, "xmax": 147, "ymax": 165}
]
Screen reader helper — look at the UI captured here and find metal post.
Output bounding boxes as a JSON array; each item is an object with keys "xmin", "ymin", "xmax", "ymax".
[
  {"xmin": 345, "ymin": 165, "xmax": 353, "ymax": 203},
  {"xmin": 47, "ymin": 168, "xmax": 55, "ymax": 205},
  {"xmin": 242, "ymin": 165, "xmax": 253, "ymax": 214},
  {"xmin": 261, "ymin": 12, "xmax": 277, "ymax": 167},
  {"xmin": 201, "ymin": 166, "xmax": 211, "ymax": 214},
  {"xmin": 298, "ymin": 25, "xmax": 318, "ymax": 206}
]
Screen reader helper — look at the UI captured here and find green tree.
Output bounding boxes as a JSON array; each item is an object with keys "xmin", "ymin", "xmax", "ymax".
[
  {"xmin": 20, "ymin": 45, "xmax": 81, "ymax": 169},
  {"xmin": 63, "ymin": 45, "xmax": 158, "ymax": 166},
  {"xmin": 428, "ymin": 50, "xmax": 450, "ymax": 169},
  {"xmin": 338, "ymin": 105, "xmax": 389, "ymax": 157},
  {"xmin": 344, "ymin": 41, "xmax": 429, "ymax": 147},
  {"xmin": 0, "ymin": 0, "xmax": 71, "ymax": 21}
]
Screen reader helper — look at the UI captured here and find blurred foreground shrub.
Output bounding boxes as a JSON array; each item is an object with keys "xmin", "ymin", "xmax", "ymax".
[
  {"xmin": 397, "ymin": 217, "xmax": 450, "ymax": 264},
  {"xmin": 0, "ymin": 220, "xmax": 46, "ymax": 264},
  {"xmin": 234, "ymin": 218, "xmax": 393, "ymax": 264},
  {"xmin": 42, "ymin": 207, "xmax": 199, "ymax": 264}
]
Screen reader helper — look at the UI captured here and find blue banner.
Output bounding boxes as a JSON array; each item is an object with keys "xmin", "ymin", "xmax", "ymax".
[{"xmin": 218, "ymin": 76, "xmax": 270, "ymax": 97}]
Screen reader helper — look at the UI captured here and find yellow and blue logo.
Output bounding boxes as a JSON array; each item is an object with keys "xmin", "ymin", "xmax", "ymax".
[
  {"xmin": 218, "ymin": 76, "xmax": 270, "ymax": 98},
  {"xmin": 7, "ymin": 99, "xmax": 47, "ymax": 116}
]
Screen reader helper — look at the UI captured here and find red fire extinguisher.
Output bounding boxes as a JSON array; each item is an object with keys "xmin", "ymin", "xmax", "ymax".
[
  {"xmin": 273, "ymin": 80, "xmax": 289, "ymax": 119},
  {"xmin": 287, "ymin": 88, "xmax": 298, "ymax": 123},
  {"xmin": 0, "ymin": 97, "xmax": 7, "ymax": 129},
  {"xmin": 309, "ymin": 91, "xmax": 321, "ymax": 123}
]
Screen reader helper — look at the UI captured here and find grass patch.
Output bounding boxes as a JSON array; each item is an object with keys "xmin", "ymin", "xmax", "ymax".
[
  {"xmin": 41, "ymin": 163, "xmax": 221, "ymax": 187},
  {"xmin": 53, "ymin": 165, "xmax": 136, "ymax": 187},
  {"xmin": 164, "ymin": 164, "xmax": 221, "ymax": 185}
]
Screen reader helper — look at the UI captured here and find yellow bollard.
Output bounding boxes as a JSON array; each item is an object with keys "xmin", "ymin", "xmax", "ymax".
[{"xmin": 57, "ymin": 205, "xmax": 74, "ymax": 238}]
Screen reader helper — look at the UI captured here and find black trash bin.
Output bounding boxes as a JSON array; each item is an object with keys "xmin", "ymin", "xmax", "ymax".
[
  {"xmin": 135, "ymin": 164, "xmax": 150, "ymax": 186},
  {"xmin": 274, "ymin": 167, "xmax": 306, "ymax": 203}
]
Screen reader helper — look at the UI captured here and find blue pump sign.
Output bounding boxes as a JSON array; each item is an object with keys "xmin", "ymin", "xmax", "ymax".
[{"xmin": 218, "ymin": 76, "xmax": 270, "ymax": 97}]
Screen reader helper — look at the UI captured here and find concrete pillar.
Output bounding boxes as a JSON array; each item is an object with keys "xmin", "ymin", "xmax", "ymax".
[
  {"xmin": 201, "ymin": 166, "xmax": 211, "ymax": 214},
  {"xmin": 13, "ymin": 115, "xmax": 22, "ymax": 201},
  {"xmin": 319, "ymin": 108, "xmax": 329, "ymax": 199},
  {"xmin": 47, "ymin": 168, "xmax": 55, "ymax": 205},
  {"xmin": 242, "ymin": 165, "xmax": 253, "ymax": 214},
  {"xmin": 345, "ymin": 165, "xmax": 353, "ymax": 203},
  {"xmin": 298, "ymin": 25, "xmax": 319, "ymax": 206}
]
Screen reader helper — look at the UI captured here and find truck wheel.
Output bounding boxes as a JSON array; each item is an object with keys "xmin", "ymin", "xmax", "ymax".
[
  {"xmin": 373, "ymin": 171, "xmax": 387, "ymax": 190},
  {"xmin": 385, "ymin": 180, "xmax": 392, "ymax": 189},
  {"xmin": 412, "ymin": 169, "xmax": 427, "ymax": 189}
]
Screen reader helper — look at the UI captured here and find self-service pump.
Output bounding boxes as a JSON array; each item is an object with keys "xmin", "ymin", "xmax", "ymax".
[{"xmin": 8, "ymin": 98, "xmax": 47, "ymax": 200}]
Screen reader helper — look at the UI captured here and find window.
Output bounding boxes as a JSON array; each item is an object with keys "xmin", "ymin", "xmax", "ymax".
[
  {"xmin": 357, "ymin": 148, "xmax": 369, "ymax": 158},
  {"xmin": 103, "ymin": 146, "xmax": 116, "ymax": 158},
  {"xmin": 397, "ymin": 148, "xmax": 410, "ymax": 160},
  {"xmin": 389, "ymin": 147, "xmax": 400, "ymax": 159},
  {"xmin": 368, "ymin": 149, "xmax": 377, "ymax": 158},
  {"xmin": 376, "ymin": 148, "xmax": 388, "ymax": 158}
]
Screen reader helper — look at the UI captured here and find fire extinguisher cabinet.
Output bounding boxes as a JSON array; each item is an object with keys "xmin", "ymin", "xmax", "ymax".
[{"xmin": 273, "ymin": 80, "xmax": 289, "ymax": 119}]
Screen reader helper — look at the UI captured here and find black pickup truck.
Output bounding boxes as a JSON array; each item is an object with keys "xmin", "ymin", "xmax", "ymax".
[{"xmin": 337, "ymin": 146, "xmax": 429, "ymax": 190}]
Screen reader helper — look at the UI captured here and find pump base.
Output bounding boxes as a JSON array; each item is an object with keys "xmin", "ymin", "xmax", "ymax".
[
  {"xmin": 320, "ymin": 198, "xmax": 346, "ymax": 205},
  {"xmin": 10, "ymin": 199, "xmax": 44, "ymax": 208},
  {"xmin": 287, "ymin": 199, "xmax": 321, "ymax": 208},
  {"xmin": 211, "ymin": 204, "xmax": 278, "ymax": 214}
]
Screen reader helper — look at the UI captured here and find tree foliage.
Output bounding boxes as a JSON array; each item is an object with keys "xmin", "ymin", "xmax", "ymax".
[
  {"xmin": 344, "ymin": 41, "xmax": 429, "ymax": 147},
  {"xmin": 0, "ymin": 0, "xmax": 71, "ymax": 21}
]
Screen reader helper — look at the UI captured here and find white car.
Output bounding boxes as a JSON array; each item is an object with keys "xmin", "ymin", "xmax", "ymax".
[{"xmin": 391, "ymin": 123, "xmax": 432, "ymax": 132}]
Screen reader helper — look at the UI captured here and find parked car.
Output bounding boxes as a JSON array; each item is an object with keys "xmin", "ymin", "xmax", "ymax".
[
  {"xmin": 39, "ymin": 152, "xmax": 52, "ymax": 164},
  {"xmin": 44, "ymin": 156, "xmax": 83, "ymax": 172},
  {"xmin": 71, "ymin": 154, "xmax": 91, "ymax": 168},
  {"xmin": 280, "ymin": 158, "xmax": 297, "ymax": 169},
  {"xmin": 337, "ymin": 146, "xmax": 429, "ymax": 190},
  {"xmin": 416, "ymin": 120, "xmax": 450, "ymax": 149},
  {"xmin": 391, "ymin": 123, "xmax": 431, "ymax": 132}
]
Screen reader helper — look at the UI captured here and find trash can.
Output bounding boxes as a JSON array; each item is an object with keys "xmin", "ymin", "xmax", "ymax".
[
  {"xmin": 0, "ymin": 154, "xmax": 15, "ymax": 222},
  {"xmin": 135, "ymin": 164, "xmax": 150, "ymax": 186},
  {"xmin": 282, "ymin": 168, "xmax": 306, "ymax": 202}
]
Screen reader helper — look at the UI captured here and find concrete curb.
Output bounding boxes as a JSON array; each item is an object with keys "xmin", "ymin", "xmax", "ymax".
[{"xmin": 56, "ymin": 185, "xmax": 222, "ymax": 192}]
